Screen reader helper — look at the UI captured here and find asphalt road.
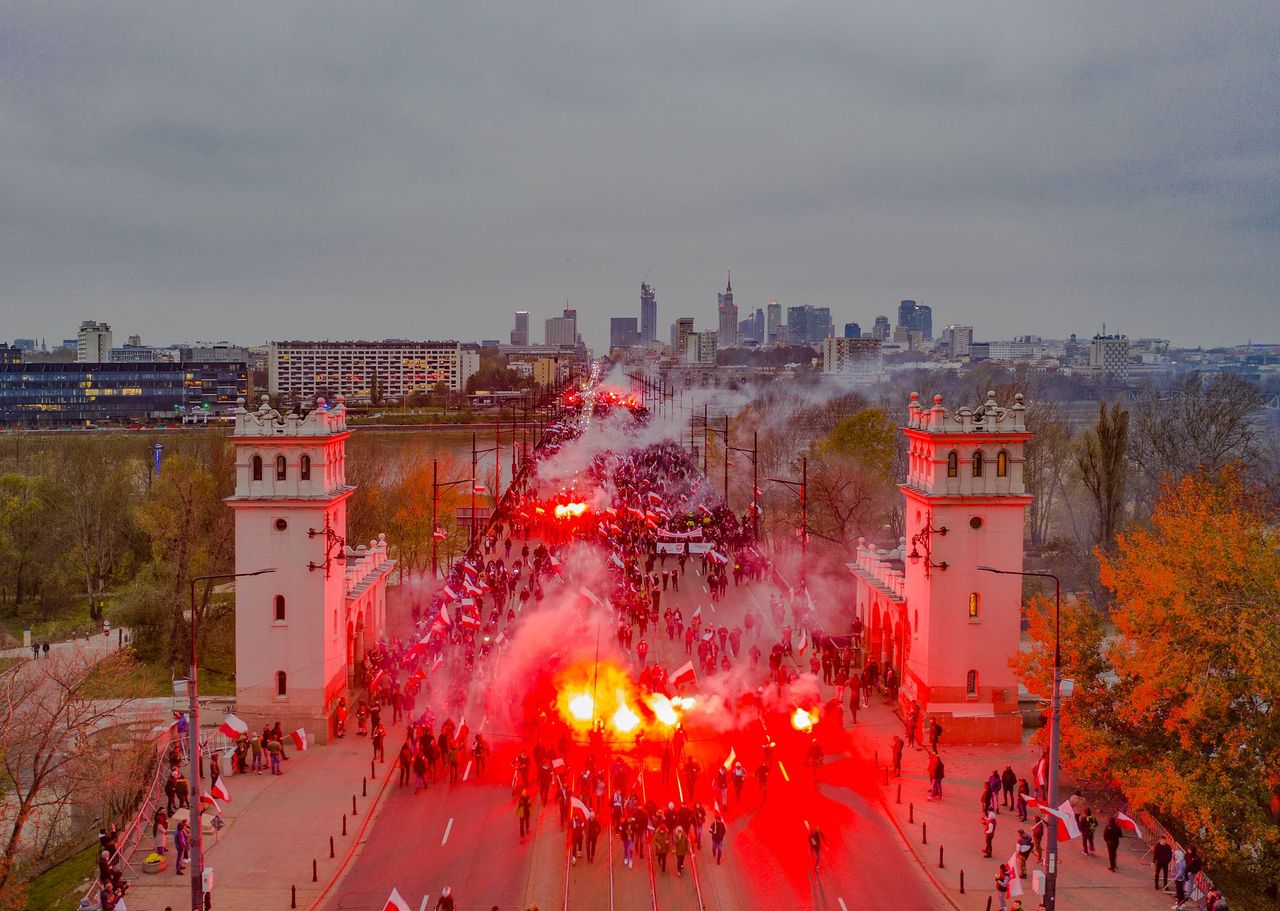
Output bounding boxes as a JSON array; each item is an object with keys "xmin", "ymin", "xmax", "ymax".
[{"xmin": 326, "ymin": 559, "xmax": 942, "ymax": 911}]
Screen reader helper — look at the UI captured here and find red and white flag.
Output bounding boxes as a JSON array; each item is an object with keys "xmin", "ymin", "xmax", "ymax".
[
  {"xmin": 464, "ymin": 580, "xmax": 484, "ymax": 597},
  {"xmin": 382, "ymin": 887, "xmax": 411, "ymax": 911},
  {"xmin": 1116, "ymin": 812, "xmax": 1143, "ymax": 838},
  {"xmin": 433, "ymin": 528, "xmax": 448, "ymax": 541},
  {"xmin": 571, "ymin": 796, "xmax": 592, "ymax": 818},
  {"xmin": 441, "ymin": 585, "xmax": 459, "ymax": 602},
  {"xmin": 1025, "ymin": 797, "xmax": 1080, "ymax": 841},
  {"xmin": 438, "ymin": 603, "xmax": 451, "ymax": 626},
  {"xmin": 218, "ymin": 714, "xmax": 248, "ymax": 740},
  {"xmin": 551, "ymin": 757, "xmax": 565, "ymax": 770},
  {"xmin": 798, "ymin": 628, "xmax": 809, "ymax": 656},
  {"xmin": 290, "ymin": 728, "xmax": 308, "ymax": 752},
  {"xmin": 199, "ymin": 793, "xmax": 222, "ymax": 815},
  {"xmin": 1006, "ymin": 847, "xmax": 1024, "ymax": 895},
  {"xmin": 672, "ymin": 661, "xmax": 697, "ymax": 687},
  {"xmin": 691, "ymin": 605, "xmax": 702, "ymax": 624},
  {"xmin": 459, "ymin": 613, "xmax": 480, "ymax": 629},
  {"xmin": 209, "ymin": 775, "xmax": 231, "ymax": 802}
]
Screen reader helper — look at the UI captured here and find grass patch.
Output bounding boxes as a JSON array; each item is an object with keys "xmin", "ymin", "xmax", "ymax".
[
  {"xmin": 24, "ymin": 843, "xmax": 97, "ymax": 911},
  {"xmin": 0, "ymin": 655, "xmax": 27, "ymax": 674},
  {"xmin": 81, "ymin": 653, "xmax": 236, "ymax": 699}
]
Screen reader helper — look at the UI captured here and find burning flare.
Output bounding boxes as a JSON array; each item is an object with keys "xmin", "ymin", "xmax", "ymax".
[
  {"xmin": 554, "ymin": 502, "xmax": 588, "ymax": 519},
  {"xmin": 791, "ymin": 706, "xmax": 819, "ymax": 732}
]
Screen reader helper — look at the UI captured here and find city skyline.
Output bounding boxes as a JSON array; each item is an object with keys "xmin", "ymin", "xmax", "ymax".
[{"xmin": 1, "ymin": 3, "xmax": 1277, "ymax": 350}]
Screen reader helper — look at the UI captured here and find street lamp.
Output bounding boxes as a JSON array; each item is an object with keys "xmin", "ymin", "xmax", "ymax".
[
  {"xmin": 187, "ymin": 568, "xmax": 276, "ymax": 911},
  {"xmin": 978, "ymin": 564, "xmax": 1061, "ymax": 911},
  {"xmin": 907, "ymin": 515, "xmax": 949, "ymax": 577},
  {"xmin": 765, "ymin": 456, "xmax": 808, "ymax": 589}
]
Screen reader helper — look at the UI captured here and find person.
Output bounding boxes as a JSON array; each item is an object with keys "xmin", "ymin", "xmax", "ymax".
[
  {"xmin": 1170, "ymin": 847, "xmax": 1187, "ymax": 907},
  {"xmin": 709, "ymin": 813, "xmax": 726, "ymax": 864},
  {"xmin": 397, "ymin": 741, "xmax": 413, "ymax": 786},
  {"xmin": 653, "ymin": 823, "xmax": 670, "ymax": 873},
  {"xmin": 1016, "ymin": 828, "xmax": 1033, "ymax": 877},
  {"xmin": 434, "ymin": 886, "xmax": 454, "ymax": 911},
  {"xmin": 981, "ymin": 810, "xmax": 997, "ymax": 858},
  {"xmin": 620, "ymin": 815, "xmax": 636, "ymax": 868},
  {"xmin": 928, "ymin": 718, "xmax": 943, "ymax": 752},
  {"xmin": 372, "ymin": 723, "xmax": 386, "ymax": 762},
  {"xmin": 173, "ymin": 819, "xmax": 190, "ymax": 875},
  {"xmin": 517, "ymin": 789, "xmax": 533, "ymax": 838},
  {"xmin": 570, "ymin": 811, "xmax": 585, "ymax": 861},
  {"xmin": 755, "ymin": 760, "xmax": 769, "ymax": 799},
  {"xmin": 152, "ymin": 809, "xmax": 168, "ymax": 857},
  {"xmin": 808, "ymin": 826, "xmax": 827, "ymax": 871},
  {"xmin": 891, "ymin": 734, "xmax": 904, "ymax": 777},
  {"xmin": 266, "ymin": 734, "xmax": 284, "ymax": 775},
  {"xmin": 1082, "ymin": 807, "xmax": 1099, "ymax": 856},
  {"xmin": 586, "ymin": 812, "xmax": 602, "ymax": 862},
  {"xmin": 929, "ymin": 752, "xmax": 945, "ymax": 800},
  {"xmin": 994, "ymin": 864, "xmax": 1012, "ymax": 911},
  {"xmin": 1103, "ymin": 815, "xmax": 1123, "ymax": 871},
  {"xmin": 1000, "ymin": 765, "xmax": 1017, "ymax": 810},
  {"xmin": 1153, "ymin": 835, "xmax": 1173, "ymax": 890},
  {"xmin": 731, "ymin": 761, "xmax": 746, "ymax": 801},
  {"xmin": 673, "ymin": 825, "xmax": 690, "ymax": 876}
]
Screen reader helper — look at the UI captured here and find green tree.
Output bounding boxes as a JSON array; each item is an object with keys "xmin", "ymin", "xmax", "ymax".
[
  {"xmin": 801, "ymin": 408, "xmax": 897, "ymax": 546},
  {"xmin": 1074, "ymin": 402, "xmax": 1129, "ymax": 548},
  {"xmin": 0, "ymin": 474, "xmax": 55, "ymax": 609}
]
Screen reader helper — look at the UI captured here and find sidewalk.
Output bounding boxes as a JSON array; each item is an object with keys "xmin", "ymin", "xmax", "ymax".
[
  {"xmin": 844, "ymin": 700, "xmax": 1181, "ymax": 911},
  {"xmin": 123, "ymin": 727, "xmax": 398, "ymax": 911}
]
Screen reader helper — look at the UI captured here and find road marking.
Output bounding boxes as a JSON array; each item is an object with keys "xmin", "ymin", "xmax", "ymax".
[
  {"xmin": 462, "ymin": 760, "xmax": 473, "ymax": 781},
  {"xmin": 442, "ymin": 817, "xmax": 454, "ymax": 845},
  {"xmin": 419, "ymin": 896, "xmax": 429, "ymax": 911},
  {"xmin": 708, "ymin": 601, "xmax": 716, "ymax": 613},
  {"xmin": 779, "ymin": 762, "xmax": 790, "ymax": 782},
  {"xmin": 838, "ymin": 899, "xmax": 849, "ymax": 911}
]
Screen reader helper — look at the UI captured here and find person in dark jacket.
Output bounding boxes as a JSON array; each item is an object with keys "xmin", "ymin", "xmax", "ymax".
[
  {"xmin": 1153, "ymin": 835, "xmax": 1173, "ymax": 889},
  {"xmin": 1102, "ymin": 816, "xmax": 1123, "ymax": 871}
]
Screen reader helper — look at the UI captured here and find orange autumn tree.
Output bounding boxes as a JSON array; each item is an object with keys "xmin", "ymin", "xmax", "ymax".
[{"xmin": 1099, "ymin": 468, "xmax": 1280, "ymax": 887}]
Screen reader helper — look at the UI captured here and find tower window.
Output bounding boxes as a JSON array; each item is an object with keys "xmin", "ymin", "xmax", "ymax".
[
  {"xmin": 997, "ymin": 450, "xmax": 1009, "ymax": 477},
  {"xmin": 274, "ymin": 595, "xmax": 286, "ymax": 622},
  {"xmin": 276, "ymin": 671, "xmax": 287, "ymax": 697},
  {"xmin": 968, "ymin": 592, "xmax": 980, "ymax": 620},
  {"xmin": 946, "ymin": 451, "xmax": 958, "ymax": 478},
  {"xmin": 972, "ymin": 451, "xmax": 984, "ymax": 477},
  {"xmin": 300, "ymin": 454, "xmax": 311, "ymax": 481},
  {"xmin": 251, "ymin": 455, "xmax": 263, "ymax": 481},
  {"xmin": 966, "ymin": 670, "xmax": 978, "ymax": 697},
  {"xmin": 276, "ymin": 455, "xmax": 287, "ymax": 481}
]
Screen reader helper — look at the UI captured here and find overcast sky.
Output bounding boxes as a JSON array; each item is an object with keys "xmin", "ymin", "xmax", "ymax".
[{"xmin": 2, "ymin": 1, "xmax": 1277, "ymax": 350}]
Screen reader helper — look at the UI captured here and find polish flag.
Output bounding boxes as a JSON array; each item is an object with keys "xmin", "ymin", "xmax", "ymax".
[
  {"xmin": 610, "ymin": 553, "xmax": 625, "ymax": 570},
  {"xmin": 438, "ymin": 603, "xmax": 451, "ymax": 626},
  {"xmin": 463, "ymin": 562, "xmax": 479, "ymax": 578},
  {"xmin": 708, "ymin": 550, "xmax": 727, "ymax": 564},
  {"xmin": 369, "ymin": 669, "xmax": 387, "ymax": 693},
  {"xmin": 551, "ymin": 757, "xmax": 565, "ymax": 770},
  {"xmin": 672, "ymin": 661, "xmax": 697, "ymax": 687},
  {"xmin": 697, "ymin": 504, "xmax": 713, "ymax": 517},
  {"xmin": 209, "ymin": 775, "xmax": 231, "ymax": 802},
  {"xmin": 199, "ymin": 793, "xmax": 222, "ymax": 815},
  {"xmin": 722, "ymin": 748, "xmax": 736, "ymax": 771},
  {"xmin": 571, "ymin": 797, "xmax": 592, "ymax": 818},
  {"xmin": 441, "ymin": 585, "xmax": 459, "ymax": 602},
  {"xmin": 1116, "ymin": 812, "xmax": 1143, "ymax": 838},
  {"xmin": 1055, "ymin": 800, "xmax": 1082, "ymax": 841},
  {"xmin": 433, "ymin": 528, "xmax": 448, "ymax": 541},
  {"xmin": 459, "ymin": 613, "xmax": 480, "ymax": 629},
  {"xmin": 382, "ymin": 887, "xmax": 411, "ymax": 911},
  {"xmin": 409, "ymin": 667, "xmax": 427, "ymax": 686},
  {"xmin": 218, "ymin": 714, "xmax": 248, "ymax": 740},
  {"xmin": 290, "ymin": 728, "xmax": 308, "ymax": 752},
  {"xmin": 647, "ymin": 492, "xmax": 663, "ymax": 505},
  {"xmin": 797, "ymin": 628, "xmax": 809, "ymax": 655},
  {"xmin": 1006, "ymin": 847, "xmax": 1024, "ymax": 895},
  {"xmin": 691, "ymin": 606, "xmax": 702, "ymax": 624},
  {"xmin": 464, "ymin": 581, "xmax": 484, "ymax": 597}
]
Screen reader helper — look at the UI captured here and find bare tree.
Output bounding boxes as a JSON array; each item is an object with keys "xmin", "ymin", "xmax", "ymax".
[
  {"xmin": 1023, "ymin": 399, "xmax": 1072, "ymax": 546},
  {"xmin": 0, "ymin": 650, "xmax": 142, "ymax": 909},
  {"xmin": 1075, "ymin": 402, "xmax": 1130, "ymax": 548}
]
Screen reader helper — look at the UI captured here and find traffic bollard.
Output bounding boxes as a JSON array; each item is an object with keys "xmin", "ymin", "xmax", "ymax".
[
  {"xmin": 291, "ymin": 885, "xmax": 296, "ymax": 908},
  {"xmin": 363, "ymin": 776, "xmax": 367, "ymax": 797},
  {"xmin": 371, "ymin": 760, "xmax": 376, "ymax": 779},
  {"xmin": 938, "ymin": 845, "xmax": 943, "ymax": 868},
  {"xmin": 960, "ymin": 870, "xmax": 965, "ymax": 894},
  {"xmin": 352, "ymin": 794, "xmax": 357, "ymax": 816},
  {"xmin": 985, "ymin": 897, "xmax": 992, "ymax": 911},
  {"xmin": 330, "ymin": 835, "xmax": 335, "ymax": 858},
  {"xmin": 909, "ymin": 802, "xmax": 914, "ymax": 824},
  {"xmin": 312, "ymin": 859, "xmax": 317, "ymax": 882},
  {"xmin": 342, "ymin": 814, "xmax": 347, "ymax": 836},
  {"xmin": 896, "ymin": 783, "xmax": 902, "ymax": 804},
  {"xmin": 922, "ymin": 822, "xmax": 927, "ymax": 845}
]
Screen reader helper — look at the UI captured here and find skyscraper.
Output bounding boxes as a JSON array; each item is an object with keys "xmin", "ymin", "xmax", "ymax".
[
  {"xmin": 844, "ymin": 322, "xmax": 862, "ymax": 339},
  {"xmin": 766, "ymin": 301, "xmax": 781, "ymax": 345},
  {"xmin": 811, "ymin": 307, "xmax": 833, "ymax": 342},
  {"xmin": 77, "ymin": 321, "xmax": 113, "ymax": 363},
  {"xmin": 717, "ymin": 272, "xmax": 738, "ymax": 348},
  {"xmin": 754, "ymin": 308, "xmax": 765, "ymax": 344},
  {"xmin": 671, "ymin": 318, "xmax": 695, "ymax": 355},
  {"xmin": 896, "ymin": 300, "xmax": 933, "ymax": 341},
  {"xmin": 786, "ymin": 306, "xmax": 808, "ymax": 345},
  {"xmin": 640, "ymin": 283, "xmax": 657, "ymax": 343},
  {"xmin": 511, "ymin": 310, "xmax": 530, "ymax": 346},
  {"xmin": 610, "ymin": 317, "xmax": 639, "ymax": 349},
  {"xmin": 873, "ymin": 316, "xmax": 891, "ymax": 340}
]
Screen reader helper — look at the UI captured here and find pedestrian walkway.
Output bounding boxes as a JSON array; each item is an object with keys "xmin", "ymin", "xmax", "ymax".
[
  {"xmin": 844, "ymin": 699, "xmax": 1183, "ymax": 911},
  {"xmin": 123, "ymin": 725, "xmax": 399, "ymax": 911},
  {"xmin": 0, "ymin": 627, "xmax": 128, "ymax": 660}
]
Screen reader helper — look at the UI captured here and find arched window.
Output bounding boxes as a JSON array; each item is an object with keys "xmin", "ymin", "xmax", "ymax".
[
  {"xmin": 946, "ymin": 451, "xmax": 959, "ymax": 478},
  {"xmin": 300, "ymin": 454, "xmax": 311, "ymax": 481},
  {"xmin": 275, "ymin": 455, "xmax": 287, "ymax": 481},
  {"xmin": 997, "ymin": 450, "xmax": 1009, "ymax": 477},
  {"xmin": 275, "ymin": 671, "xmax": 287, "ymax": 696},
  {"xmin": 251, "ymin": 455, "xmax": 263, "ymax": 481},
  {"xmin": 972, "ymin": 450, "xmax": 984, "ymax": 477},
  {"xmin": 968, "ymin": 592, "xmax": 981, "ymax": 619},
  {"xmin": 273, "ymin": 595, "xmax": 286, "ymax": 622},
  {"xmin": 966, "ymin": 670, "xmax": 978, "ymax": 697}
]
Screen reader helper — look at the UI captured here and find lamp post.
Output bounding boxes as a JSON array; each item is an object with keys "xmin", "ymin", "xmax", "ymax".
[
  {"xmin": 471, "ymin": 432, "xmax": 498, "ymax": 549},
  {"xmin": 765, "ymin": 456, "xmax": 807, "ymax": 589},
  {"xmin": 187, "ymin": 568, "xmax": 275, "ymax": 911},
  {"xmin": 432, "ymin": 459, "xmax": 475, "ymax": 578},
  {"xmin": 978, "ymin": 564, "xmax": 1061, "ymax": 911}
]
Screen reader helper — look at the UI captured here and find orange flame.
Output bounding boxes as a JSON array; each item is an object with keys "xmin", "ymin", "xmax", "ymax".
[
  {"xmin": 791, "ymin": 706, "xmax": 819, "ymax": 732},
  {"xmin": 554, "ymin": 502, "xmax": 588, "ymax": 519}
]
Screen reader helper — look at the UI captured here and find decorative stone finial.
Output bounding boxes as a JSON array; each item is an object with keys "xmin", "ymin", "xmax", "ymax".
[{"xmin": 933, "ymin": 394, "xmax": 943, "ymax": 405}]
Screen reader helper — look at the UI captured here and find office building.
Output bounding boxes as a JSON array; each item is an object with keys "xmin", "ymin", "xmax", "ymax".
[
  {"xmin": 844, "ymin": 322, "xmax": 862, "ymax": 339},
  {"xmin": 0, "ymin": 344, "xmax": 20, "ymax": 365},
  {"xmin": 766, "ymin": 301, "xmax": 781, "ymax": 345},
  {"xmin": 511, "ymin": 311, "xmax": 530, "ymax": 346},
  {"xmin": 670, "ymin": 318, "xmax": 695, "ymax": 356},
  {"xmin": 640, "ymin": 283, "xmax": 658, "ymax": 343},
  {"xmin": 77, "ymin": 321, "xmax": 113, "ymax": 363},
  {"xmin": 610, "ymin": 317, "xmax": 640, "ymax": 349},
  {"xmin": 873, "ymin": 316, "xmax": 891, "ymax": 340},
  {"xmin": 533, "ymin": 357, "xmax": 570, "ymax": 387},
  {"xmin": 821, "ymin": 337, "xmax": 883, "ymax": 377},
  {"xmin": 544, "ymin": 316, "xmax": 576, "ymax": 347},
  {"xmin": 1089, "ymin": 334, "xmax": 1131, "ymax": 381},
  {"xmin": 812, "ymin": 307, "xmax": 834, "ymax": 342},
  {"xmin": 754, "ymin": 308, "xmax": 765, "ymax": 344},
  {"xmin": 948, "ymin": 326, "xmax": 974, "ymax": 358},
  {"xmin": 181, "ymin": 344, "xmax": 253, "ymax": 363},
  {"xmin": 0, "ymin": 361, "xmax": 248, "ymax": 425},
  {"xmin": 12, "ymin": 339, "xmax": 36, "ymax": 352},
  {"xmin": 717, "ymin": 274, "xmax": 738, "ymax": 348},
  {"xmin": 896, "ymin": 301, "xmax": 933, "ymax": 341},
  {"xmin": 269, "ymin": 340, "xmax": 479, "ymax": 405},
  {"xmin": 685, "ymin": 331, "xmax": 718, "ymax": 365},
  {"xmin": 109, "ymin": 344, "xmax": 178, "ymax": 363}
]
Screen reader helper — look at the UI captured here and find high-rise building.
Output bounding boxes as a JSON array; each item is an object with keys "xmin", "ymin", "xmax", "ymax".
[
  {"xmin": 671, "ymin": 318, "xmax": 695, "ymax": 355},
  {"xmin": 544, "ymin": 316, "xmax": 576, "ymax": 347},
  {"xmin": 844, "ymin": 322, "xmax": 862, "ymax": 339},
  {"xmin": 917, "ymin": 304, "xmax": 932, "ymax": 341},
  {"xmin": 811, "ymin": 307, "xmax": 833, "ymax": 342},
  {"xmin": 562, "ymin": 307, "xmax": 578, "ymax": 344},
  {"xmin": 610, "ymin": 317, "xmax": 640, "ymax": 349},
  {"xmin": 1089, "ymin": 334, "xmax": 1130, "ymax": 381},
  {"xmin": 77, "ymin": 321, "xmax": 113, "ymax": 363},
  {"xmin": 511, "ymin": 311, "xmax": 530, "ymax": 346},
  {"xmin": 821, "ymin": 337, "xmax": 882, "ymax": 377},
  {"xmin": 717, "ymin": 273, "xmax": 738, "ymax": 348},
  {"xmin": 685, "ymin": 331, "xmax": 718, "ymax": 365},
  {"xmin": 896, "ymin": 300, "xmax": 933, "ymax": 341},
  {"xmin": 948, "ymin": 325, "xmax": 974, "ymax": 358},
  {"xmin": 640, "ymin": 283, "xmax": 657, "ymax": 343},
  {"xmin": 766, "ymin": 301, "xmax": 781, "ymax": 345},
  {"xmin": 786, "ymin": 306, "xmax": 808, "ymax": 346},
  {"xmin": 873, "ymin": 315, "xmax": 891, "ymax": 340},
  {"xmin": 269, "ymin": 340, "xmax": 479, "ymax": 404}
]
